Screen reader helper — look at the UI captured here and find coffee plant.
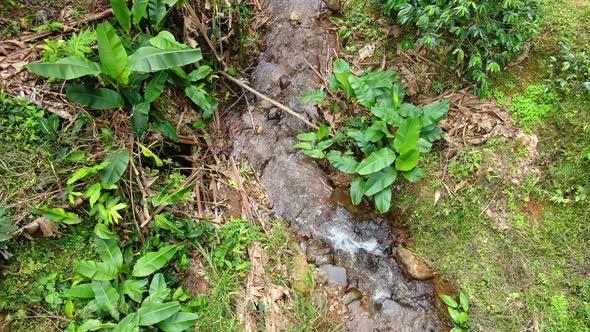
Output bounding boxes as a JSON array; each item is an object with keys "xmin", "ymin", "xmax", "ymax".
[
  {"xmin": 381, "ymin": 0, "xmax": 540, "ymax": 95},
  {"xmin": 294, "ymin": 59, "xmax": 449, "ymax": 213}
]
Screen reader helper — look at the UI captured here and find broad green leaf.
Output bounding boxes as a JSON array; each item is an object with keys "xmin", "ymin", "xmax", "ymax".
[
  {"xmin": 303, "ymin": 150, "xmax": 325, "ymax": 159},
  {"xmin": 128, "ymin": 47, "xmax": 202, "ymax": 72},
  {"xmin": 290, "ymin": 142, "xmax": 313, "ymax": 150},
  {"xmin": 350, "ymin": 177, "xmax": 365, "ymax": 205},
  {"xmin": 348, "ymin": 75, "xmax": 375, "ymax": 108},
  {"xmin": 395, "ymin": 149, "xmax": 420, "ymax": 171},
  {"xmin": 363, "ymin": 125, "xmax": 385, "ymax": 143},
  {"xmin": 151, "ymin": 110, "xmax": 179, "ymax": 141},
  {"xmin": 91, "ymin": 280, "xmax": 120, "ymax": 320},
  {"xmin": 110, "ymin": 0, "xmax": 131, "ymax": 33},
  {"xmin": 74, "ymin": 260, "xmax": 118, "ymax": 280},
  {"xmin": 122, "ymin": 279, "xmax": 148, "ymax": 303},
  {"xmin": 415, "ymin": 138, "xmax": 433, "ymax": 153},
  {"xmin": 138, "ymin": 301, "xmax": 180, "ymax": 326},
  {"xmin": 299, "ymin": 89, "xmax": 327, "ymax": 104},
  {"xmin": 364, "ymin": 167, "xmax": 397, "ymax": 196},
  {"xmin": 327, "ymin": 151, "xmax": 358, "ymax": 174},
  {"xmin": 67, "ymin": 162, "xmax": 110, "ymax": 185},
  {"xmin": 157, "ymin": 312, "xmax": 199, "ymax": 332},
  {"xmin": 148, "ymin": 0, "xmax": 167, "ymax": 27},
  {"xmin": 63, "ymin": 283, "xmax": 95, "ymax": 298},
  {"xmin": 64, "ymin": 299, "xmax": 74, "ymax": 317},
  {"xmin": 420, "ymin": 125, "xmax": 443, "ymax": 143},
  {"xmin": 76, "ymin": 319, "xmax": 114, "ymax": 332},
  {"xmin": 393, "ymin": 117, "xmax": 421, "ymax": 155},
  {"xmin": 360, "ymin": 70, "xmax": 398, "ymax": 89},
  {"xmin": 138, "ymin": 143, "xmax": 163, "ymax": 166},
  {"xmin": 374, "ymin": 187, "xmax": 392, "ymax": 213},
  {"xmin": 131, "ymin": 0, "xmax": 149, "ymax": 25},
  {"xmin": 95, "ymin": 237, "xmax": 123, "ymax": 268},
  {"xmin": 132, "ymin": 244, "xmax": 182, "ymax": 277},
  {"xmin": 188, "ymin": 66, "xmax": 212, "ymax": 81},
  {"xmin": 94, "ymin": 223, "xmax": 118, "ymax": 240},
  {"xmin": 143, "ymin": 273, "xmax": 170, "ymax": 305},
  {"xmin": 149, "ymin": 31, "xmax": 186, "ymax": 50},
  {"xmin": 371, "ymin": 105, "xmax": 403, "ymax": 126},
  {"xmin": 448, "ymin": 307, "xmax": 460, "ymax": 323},
  {"xmin": 316, "ymin": 123, "xmax": 330, "ymax": 141},
  {"xmin": 131, "ymin": 102, "xmax": 150, "ymax": 135},
  {"xmin": 441, "ymin": 294, "xmax": 458, "ymax": 308},
  {"xmin": 113, "ymin": 313, "xmax": 140, "ymax": 332},
  {"xmin": 458, "ymin": 312, "xmax": 468, "ymax": 325},
  {"xmin": 37, "ymin": 207, "xmax": 82, "ymax": 224},
  {"xmin": 154, "ymin": 214, "xmax": 182, "ymax": 233},
  {"xmin": 26, "ymin": 56, "xmax": 100, "ymax": 80},
  {"xmin": 459, "ymin": 293, "xmax": 469, "ymax": 312},
  {"xmin": 145, "ymin": 71, "xmax": 168, "ymax": 103},
  {"xmin": 421, "ymin": 100, "xmax": 450, "ymax": 126},
  {"xmin": 100, "ymin": 149, "xmax": 130, "ymax": 185},
  {"xmin": 297, "ymin": 132, "xmax": 317, "ymax": 141},
  {"xmin": 333, "ymin": 59, "xmax": 353, "ymax": 96},
  {"xmin": 151, "ymin": 182, "xmax": 195, "ymax": 207},
  {"xmin": 402, "ymin": 167, "xmax": 424, "ymax": 183},
  {"xmin": 397, "ymin": 103, "xmax": 422, "ymax": 118},
  {"xmin": 185, "ymin": 85, "xmax": 213, "ymax": 112},
  {"xmin": 66, "ymin": 85, "xmax": 124, "ymax": 110},
  {"xmin": 356, "ymin": 147, "xmax": 396, "ymax": 175},
  {"xmin": 316, "ymin": 138, "xmax": 334, "ymax": 151},
  {"xmin": 96, "ymin": 22, "xmax": 128, "ymax": 83}
]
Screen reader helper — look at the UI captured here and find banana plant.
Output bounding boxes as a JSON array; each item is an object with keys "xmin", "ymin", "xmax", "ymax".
[
  {"xmin": 294, "ymin": 59, "xmax": 450, "ymax": 213},
  {"xmin": 26, "ymin": 22, "xmax": 215, "ymax": 141}
]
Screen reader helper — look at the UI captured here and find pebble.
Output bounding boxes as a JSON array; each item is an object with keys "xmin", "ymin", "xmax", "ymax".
[
  {"xmin": 395, "ymin": 247, "xmax": 434, "ymax": 280},
  {"xmin": 342, "ymin": 288, "xmax": 362, "ymax": 305},
  {"xmin": 321, "ymin": 265, "xmax": 348, "ymax": 286}
]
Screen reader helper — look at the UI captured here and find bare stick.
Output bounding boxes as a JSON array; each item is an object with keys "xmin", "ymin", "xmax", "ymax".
[{"xmin": 219, "ymin": 71, "xmax": 319, "ymax": 130}]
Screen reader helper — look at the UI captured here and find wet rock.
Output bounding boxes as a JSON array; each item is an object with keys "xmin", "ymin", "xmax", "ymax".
[
  {"xmin": 306, "ymin": 239, "xmax": 333, "ymax": 265},
  {"xmin": 322, "ymin": 0, "xmax": 340, "ymax": 11},
  {"xmin": 396, "ymin": 248, "xmax": 434, "ymax": 280},
  {"xmin": 315, "ymin": 268, "xmax": 329, "ymax": 285},
  {"xmin": 321, "ymin": 265, "xmax": 347, "ymax": 286},
  {"xmin": 342, "ymin": 288, "xmax": 362, "ymax": 305}
]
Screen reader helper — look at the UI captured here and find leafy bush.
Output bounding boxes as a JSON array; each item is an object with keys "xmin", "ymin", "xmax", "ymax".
[
  {"xmin": 441, "ymin": 293, "xmax": 471, "ymax": 332},
  {"xmin": 550, "ymin": 40, "xmax": 590, "ymax": 90},
  {"xmin": 509, "ymin": 84, "xmax": 557, "ymax": 131},
  {"xmin": 294, "ymin": 59, "xmax": 449, "ymax": 213},
  {"xmin": 381, "ymin": 0, "xmax": 540, "ymax": 95}
]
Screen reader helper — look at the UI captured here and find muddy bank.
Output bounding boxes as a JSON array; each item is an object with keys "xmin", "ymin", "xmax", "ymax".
[{"xmin": 225, "ymin": 0, "xmax": 443, "ymax": 330}]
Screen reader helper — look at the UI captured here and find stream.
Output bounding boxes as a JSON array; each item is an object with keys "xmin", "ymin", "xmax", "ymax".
[{"xmin": 226, "ymin": 0, "xmax": 443, "ymax": 330}]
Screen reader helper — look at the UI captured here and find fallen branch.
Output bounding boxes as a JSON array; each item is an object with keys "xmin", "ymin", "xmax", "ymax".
[{"xmin": 219, "ymin": 71, "xmax": 319, "ymax": 130}]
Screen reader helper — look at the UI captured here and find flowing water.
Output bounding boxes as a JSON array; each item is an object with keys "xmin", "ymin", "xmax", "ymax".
[{"xmin": 226, "ymin": 0, "xmax": 443, "ymax": 330}]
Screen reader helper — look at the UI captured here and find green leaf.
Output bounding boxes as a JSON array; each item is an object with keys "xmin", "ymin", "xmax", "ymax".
[
  {"xmin": 350, "ymin": 177, "xmax": 365, "ymax": 205},
  {"xmin": 131, "ymin": 0, "xmax": 149, "ymax": 25},
  {"xmin": 421, "ymin": 100, "xmax": 450, "ymax": 127},
  {"xmin": 395, "ymin": 149, "xmax": 420, "ymax": 171},
  {"xmin": 100, "ymin": 149, "xmax": 130, "ymax": 185},
  {"xmin": 26, "ymin": 56, "xmax": 101, "ymax": 80},
  {"xmin": 316, "ymin": 123, "xmax": 330, "ymax": 141},
  {"xmin": 458, "ymin": 312, "xmax": 468, "ymax": 325},
  {"xmin": 151, "ymin": 182, "xmax": 195, "ymax": 207},
  {"xmin": 393, "ymin": 117, "xmax": 421, "ymax": 155},
  {"xmin": 448, "ymin": 307, "xmax": 460, "ymax": 324},
  {"xmin": 157, "ymin": 312, "xmax": 199, "ymax": 332},
  {"xmin": 356, "ymin": 147, "xmax": 396, "ymax": 175},
  {"xmin": 149, "ymin": 31, "xmax": 186, "ymax": 50},
  {"xmin": 297, "ymin": 132, "xmax": 317, "ymax": 141},
  {"xmin": 122, "ymin": 279, "xmax": 148, "ymax": 303},
  {"xmin": 64, "ymin": 283, "xmax": 95, "ymax": 298},
  {"xmin": 151, "ymin": 110, "xmax": 179, "ymax": 141},
  {"xmin": 95, "ymin": 237, "xmax": 123, "ymax": 268},
  {"xmin": 148, "ymin": 0, "xmax": 167, "ymax": 27},
  {"xmin": 441, "ymin": 294, "xmax": 458, "ymax": 308},
  {"xmin": 397, "ymin": 103, "xmax": 422, "ymax": 118},
  {"xmin": 110, "ymin": 0, "xmax": 131, "ymax": 33},
  {"xmin": 374, "ymin": 187, "xmax": 392, "ymax": 213},
  {"xmin": 128, "ymin": 47, "xmax": 203, "ymax": 72},
  {"xmin": 145, "ymin": 71, "xmax": 168, "ymax": 103},
  {"xmin": 360, "ymin": 70, "xmax": 398, "ymax": 89},
  {"xmin": 76, "ymin": 319, "xmax": 114, "ymax": 332},
  {"xmin": 74, "ymin": 260, "xmax": 118, "ymax": 280},
  {"xmin": 333, "ymin": 59, "xmax": 353, "ymax": 96},
  {"xmin": 290, "ymin": 142, "xmax": 313, "ymax": 150},
  {"xmin": 132, "ymin": 244, "xmax": 182, "ymax": 277},
  {"xmin": 91, "ymin": 280, "xmax": 120, "ymax": 320},
  {"xmin": 138, "ymin": 301, "xmax": 180, "ymax": 326},
  {"xmin": 371, "ymin": 105, "xmax": 403, "ymax": 126},
  {"xmin": 348, "ymin": 75, "xmax": 376, "ymax": 108},
  {"xmin": 96, "ymin": 22, "xmax": 128, "ymax": 83},
  {"xmin": 303, "ymin": 150, "xmax": 325, "ymax": 159},
  {"xmin": 154, "ymin": 214, "xmax": 182, "ymax": 233},
  {"xmin": 459, "ymin": 293, "xmax": 469, "ymax": 312},
  {"xmin": 94, "ymin": 223, "xmax": 118, "ymax": 240},
  {"xmin": 138, "ymin": 143, "xmax": 164, "ymax": 166},
  {"xmin": 131, "ymin": 102, "xmax": 150, "ymax": 135},
  {"xmin": 299, "ymin": 90, "xmax": 327, "ymax": 104},
  {"xmin": 185, "ymin": 85, "xmax": 213, "ymax": 113},
  {"xmin": 402, "ymin": 167, "xmax": 424, "ymax": 183},
  {"xmin": 364, "ymin": 167, "xmax": 397, "ymax": 196},
  {"xmin": 144, "ymin": 273, "xmax": 170, "ymax": 304},
  {"xmin": 327, "ymin": 151, "xmax": 358, "ymax": 174},
  {"xmin": 68, "ymin": 163, "xmax": 110, "ymax": 186},
  {"xmin": 188, "ymin": 66, "xmax": 212, "ymax": 81},
  {"xmin": 66, "ymin": 85, "xmax": 125, "ymax": 110},
  {"xmin": 64, "ymin": 299, "xmax": 74, "ymax": 317},
  {"xmin": 112, "ymin": 313, "xmax": 140, "ymax": 332},
  {"xmin": 37, "ymin": 207, "xmax": 82, "ymax": 224}
]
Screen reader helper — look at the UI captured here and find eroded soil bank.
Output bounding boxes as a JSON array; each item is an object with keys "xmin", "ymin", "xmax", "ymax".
[{"xmin": 224, "ymin": 0, "xmax": 443, "ymax": 330}]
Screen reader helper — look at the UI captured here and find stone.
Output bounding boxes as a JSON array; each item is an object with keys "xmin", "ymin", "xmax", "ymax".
[
  {"xmin": 342, "ymin": 288, "xmax": 362, "ymax": 305},
  {"xmin": 259, "ymin": 100, "xmax": 273, "ymax": 109},
  {"xmin": 306, "ymin": 239, "xmax": 333, "ymax": 265},
  {"xmin": 321, "ymin": 265, "xmax": 348, "ymax": 286},
  {"xmin": 395, "ymin": 247, "xmax": 434, "ymax": 280},
  {"xmin": 322, "ymin": 0, "xmax": 340, "ymax": 11},
  {"xmin": 315, "ymin": 268, "xmax": 329, "ymax": 285},
  {"xmin": 289, "ymin": 12, "xmax": 302, "ymax": 25}
]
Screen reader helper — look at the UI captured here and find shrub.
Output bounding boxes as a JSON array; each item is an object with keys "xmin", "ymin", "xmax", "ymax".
[{"xmin": 382, "ymin": 0, "xmax": 540, "ymax": 95}]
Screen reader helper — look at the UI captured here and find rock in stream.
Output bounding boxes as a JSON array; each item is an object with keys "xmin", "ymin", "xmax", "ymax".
[{"xmin": 225, "ymin": 0, "xmax": 443, "ymax": 330}]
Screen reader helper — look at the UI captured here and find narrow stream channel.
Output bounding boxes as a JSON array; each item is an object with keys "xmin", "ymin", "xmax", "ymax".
[{"xmin": 225, "ymin": 0, "xmax": 443, "ymax": 330}]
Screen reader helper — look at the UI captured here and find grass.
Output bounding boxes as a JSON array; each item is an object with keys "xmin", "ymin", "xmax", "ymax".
[{"xmin": 390, "ymin": 0, "xmax": 590, "ymax": 330}]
